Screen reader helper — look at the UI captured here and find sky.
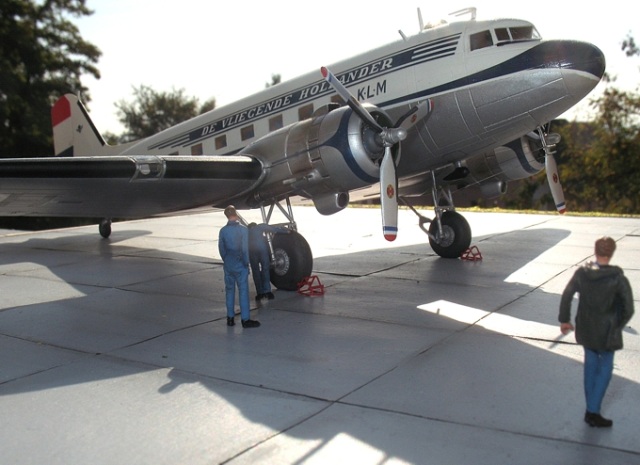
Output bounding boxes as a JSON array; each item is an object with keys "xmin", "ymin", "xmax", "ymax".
[{"xmin": 75, "ymin": 0, "xmax": 640, "ymax": 135}]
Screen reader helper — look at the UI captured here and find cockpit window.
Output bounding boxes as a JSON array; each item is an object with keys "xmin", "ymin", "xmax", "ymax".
[
  {"xmin": 495, "ymin": 28, "xmax": 510, "ymax": 42},
  {"xmin": 470, "ymin": 30, "xmax": 493, "ymax": 51},
  {"xmin": 511, "ymin": 26, "xmax": 539, "ymax": 40},
  {"xmin": 495, "ymin": 26, "xmax": 540, "ymax": 44}
]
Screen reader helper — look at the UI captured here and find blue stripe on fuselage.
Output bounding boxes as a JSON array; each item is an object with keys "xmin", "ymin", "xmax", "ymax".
[
  {"xmin": 148, "ymin": 40, "xmax": 603, "ymax": 154},
  {"xmin": 381, "ymin": 40, "xmax": 605, "ymax": 107},
  {"xmin": 148, "ymin": 35, "xmax": 461, "ymax": 151}
]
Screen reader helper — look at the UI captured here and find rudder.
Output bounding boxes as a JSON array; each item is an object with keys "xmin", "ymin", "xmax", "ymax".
[{"xmin": 51, "ymin": 94, "xmax": 107, "ymax": 157}]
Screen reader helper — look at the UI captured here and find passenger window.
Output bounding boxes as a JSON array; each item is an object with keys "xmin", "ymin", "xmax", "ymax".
[
  {"xmin": 298, "ymin": 104, "xmax": 314, "ymax": 121},
  {"xmin": 269, "ymin": 115, "xmax": 283, "ymax": 131},
  {"xmin": 241, "ymin": 125, "xmax": 254, "ymax": 141},
  {"xmin": 215, "ymin": 135, "xmax": 227, "ymax": 150},
  {"xmin": 190, "ymin": 143, "xmax": 203, "ymax": 156},
  {"xmin": 470, "ymin": 30, "xmax": 493, "ymax": 51}
]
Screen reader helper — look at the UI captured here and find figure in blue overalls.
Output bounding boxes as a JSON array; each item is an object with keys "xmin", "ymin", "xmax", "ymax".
[{"xmin": 218, "ymin": 206, "xmax": 260, "ymax": 328}]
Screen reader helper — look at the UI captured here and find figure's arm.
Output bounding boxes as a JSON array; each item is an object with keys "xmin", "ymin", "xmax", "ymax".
[
  {"xmin": 619, "ymin": 276, "xmax": 635, "ymax": 327},
  {"xmin": 218, "ymin": 233, "xmax": 226, "ymax": 260},
  {"xmin": 242, "ymin": 229, "xmax": 250, "ymax": 266},
  {"xmin": 559, "ymin": 270, "xmax": 580, "ymax": 330}
]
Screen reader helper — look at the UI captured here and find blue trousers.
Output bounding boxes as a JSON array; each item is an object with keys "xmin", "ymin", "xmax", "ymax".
[
  {"xmin": 224, "ymin": 266, "xmax": 250, "ymax": 320},
  {"xmin": 250, "ymin": 248, "xmax": 272, "ymax": 294},
  {"xmin": 584, "ymin": 348, "xmax": 614, "ymax": 414}
]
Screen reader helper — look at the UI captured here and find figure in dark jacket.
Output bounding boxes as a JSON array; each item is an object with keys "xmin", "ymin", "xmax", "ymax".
[
  {"xmin": 559, "ymin": 236, "xmax": 634, "ymax": 427},
  {"xmin": 248, "ymin": 222, "xmax": 290, "ymax": 300}
]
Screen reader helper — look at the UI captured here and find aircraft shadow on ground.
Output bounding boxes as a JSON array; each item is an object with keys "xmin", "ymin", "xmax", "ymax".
[{"xmin": 0, "ymin": 224, "xmax": 638, "ymax": 461}]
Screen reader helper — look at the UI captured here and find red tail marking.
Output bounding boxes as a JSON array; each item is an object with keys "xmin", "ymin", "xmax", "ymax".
[{"xmin": 51, "ymin": 96, "xmax": 71, "ymax": 127}]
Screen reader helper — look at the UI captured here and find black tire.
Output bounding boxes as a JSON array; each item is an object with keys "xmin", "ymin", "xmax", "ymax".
[
  {"xmin": 99, "ymin": 219, "xmax": 112, "ymax": 238},
  {"xmin": 428, "ymin": 211, "xmax": 471, "ymax": 258},
  {"xmin": 270, "ymin": 231, "xmax": 313, "ymax": 291}
]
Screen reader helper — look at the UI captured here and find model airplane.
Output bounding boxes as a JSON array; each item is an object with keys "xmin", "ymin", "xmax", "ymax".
[{"xmin": 0, "ymin": 8, "xmax": 605, "ymax": 290}]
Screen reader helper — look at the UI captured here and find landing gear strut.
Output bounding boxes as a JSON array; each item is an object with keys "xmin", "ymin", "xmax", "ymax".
[{"xmin": 402, "ymin": 173, "xmax": 471, "ymax": 258}]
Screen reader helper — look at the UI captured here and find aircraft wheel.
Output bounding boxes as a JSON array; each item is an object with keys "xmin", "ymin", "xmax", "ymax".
[
  {"xmin": 99, "ymin": 219, "xmax": 112, "ymax": 238},
  {"xmin": 428, "ymin": 211, "xmax": 471, "ymax": 258},
  {"xmin": 270, "ymin": 231, "xmax": 313, "ymax": 291}
]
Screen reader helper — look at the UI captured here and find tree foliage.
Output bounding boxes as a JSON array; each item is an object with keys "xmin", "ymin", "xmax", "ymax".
[
  {"xmin": 622, "ymin": 33, "xmax": 639, "ymax": 57},
  {"xmin": 0, "ymin": 0, "xmax": 100, "ymax": 157},
  {"xmin": 115, "ymin": 85, "xmax": 215, "ymax": 142},
  {"xmin": 556, "ymin": 33, "xmax": 640, "ymax": 214},
  {"xmin": 557, "ymin": 88, "xmax": 640, "ymax": 214}
]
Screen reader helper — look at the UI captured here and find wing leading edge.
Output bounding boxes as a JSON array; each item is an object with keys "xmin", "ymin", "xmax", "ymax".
[{"xmin": 0, "ymin": 155, "xmax": 263, "ymax": 218}]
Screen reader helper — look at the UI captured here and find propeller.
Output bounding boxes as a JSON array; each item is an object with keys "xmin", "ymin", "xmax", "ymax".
[
  {"xmin": 321, "ymin": 66, "xmax": 433, "ymax": 241},
  {"xmin": 535, "ymin": 127, "xmax": 566, "ymax": 214}
]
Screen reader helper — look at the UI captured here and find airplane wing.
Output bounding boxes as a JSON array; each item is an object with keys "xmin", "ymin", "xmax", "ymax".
[{"xmin": 0, "ymin": 155, "xmax": 263, "ymax": 218}]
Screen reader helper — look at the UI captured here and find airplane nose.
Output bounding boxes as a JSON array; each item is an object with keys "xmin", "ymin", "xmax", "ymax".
[{"xmin": 536, "ymin": 40, "xmax": 606, "ymax": 80}]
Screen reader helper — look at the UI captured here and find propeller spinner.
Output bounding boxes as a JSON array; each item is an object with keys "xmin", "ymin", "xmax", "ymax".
[{"xmin": 321, "ymin": 66, "xmax": 433, "ymax": 241}]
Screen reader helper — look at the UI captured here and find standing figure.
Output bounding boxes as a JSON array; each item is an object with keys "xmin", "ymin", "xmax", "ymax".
[
  {"xmin": 248, "ymin": 222, "xmax": 289, "ymax": 300},
  {"xmin": 559, "ymin": 236, "xmax": 634, "ymax": 427},
  {"xmin": 218, "ymin": 206, "xmax": 260, "ymax": 328}
]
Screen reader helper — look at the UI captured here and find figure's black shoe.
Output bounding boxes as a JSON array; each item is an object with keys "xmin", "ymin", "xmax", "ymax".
[
  {"xmin": 585, "ymin": 412, "xmax": 613, "ymax": 428},
  {"xmin": 255, "ymin": 294, "xmax": 264, "ymax": 301},
  {"xmin": 226, "ymin": 317, "xmax": 235, "ymax": 327},
  {"xmin": 241, "ymin": 319, "xmax": 261, "ymax": 328},
  {"xmin": 266, "ymin": 292, "xmax": 275, "ymax": 300}
]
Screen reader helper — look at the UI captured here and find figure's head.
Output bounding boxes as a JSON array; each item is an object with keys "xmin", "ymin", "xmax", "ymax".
[
  {"xmin": 223, "ymin": 205, "xmax": 237, "ymax": 219},
  {"xmin": 595, "ymin": 236, "xmax": 616, "ymax": 259}
]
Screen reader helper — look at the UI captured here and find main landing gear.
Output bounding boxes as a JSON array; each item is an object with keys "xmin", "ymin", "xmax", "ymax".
[{"xmin": 258, "ymin": 199, "xmax": 313, "ymax": 291}]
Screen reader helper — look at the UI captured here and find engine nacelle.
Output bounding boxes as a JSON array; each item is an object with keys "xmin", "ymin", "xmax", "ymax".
[
  {"xmin": 238, "ymin": 104, "xmax": 394, "ymax": 210},
  {"xmin": 457, "ymin": 135, "xmax": 545, "ymax": 193}
]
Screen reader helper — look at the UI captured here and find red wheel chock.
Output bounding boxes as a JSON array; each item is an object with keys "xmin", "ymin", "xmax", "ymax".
[
  {"xmin": 460, "ymin": 245, "xmax": 482, "ymax": 261},
  {"xmin": 297, "ymin": 275, "xmax": 325, "ymax": 296}
]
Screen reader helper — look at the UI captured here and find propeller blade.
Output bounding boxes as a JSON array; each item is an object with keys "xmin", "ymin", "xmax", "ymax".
[
  {"xmin": 380, "ymin": 146, "xmax": 398, "ymax": 241},
  {"xmin": 321, "ymin": 66, "xmax": 383, "ymax": 133},
  {"xmin": 545, "ymin": 153, "xmax": 566, "ymax": 214}
]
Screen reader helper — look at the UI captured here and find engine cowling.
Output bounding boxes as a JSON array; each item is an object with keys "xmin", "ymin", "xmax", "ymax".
[
  {"xmin": 238, "ymin": 104, "xmax": 394, "ymax": 213},
  {"xmin": 455, "ymin": 135, "xmax": 546, "ymax": 196},
  {"xmin": 398, "ymin": 134, "xmax": 547, "ymax": 200}
]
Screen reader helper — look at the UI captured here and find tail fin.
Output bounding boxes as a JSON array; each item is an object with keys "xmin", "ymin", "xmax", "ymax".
[{"xmin": 51, "ymin": 94, "xmax": 108, "ymax": 157}]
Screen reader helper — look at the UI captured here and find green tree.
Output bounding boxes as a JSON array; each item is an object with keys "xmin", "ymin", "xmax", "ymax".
[
  {"xmin": 559, "ymin": 32, "xmax": 640, "ymax": 214},
  {"xmin": 115, "ymin": 85, "xmax": 216, "ymax": 142},
  {"xmin": 622, "ymin": 33, "xmax": 639, "ymax": 57},
  {"xmin": 0, "ymin": 0, "xmax": 100, "ymax": 157},
  {"xmin": 507, "ymin": 34, "xmax": 640, "ymax": 214}
]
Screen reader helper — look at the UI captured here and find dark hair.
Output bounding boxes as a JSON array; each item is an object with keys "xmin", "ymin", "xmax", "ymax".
[
  {"xmin": 223, "ymin": 205, "xmax": 237, "ymax": 218},
  {"xmin": 595, "ymin": 236, "xmax": 616, "ymax": 258}
]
